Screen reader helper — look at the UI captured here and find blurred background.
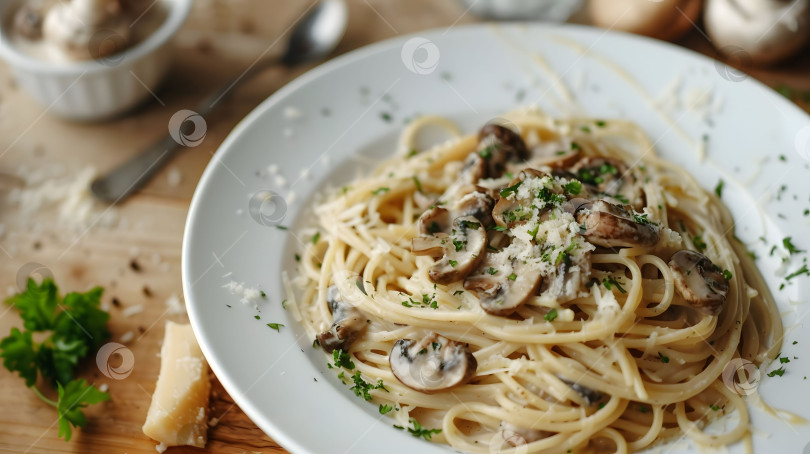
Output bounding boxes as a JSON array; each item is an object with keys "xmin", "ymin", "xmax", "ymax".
[{"xmin": 0, "ymin": 0, "xmax": 808, "ymax": 453}]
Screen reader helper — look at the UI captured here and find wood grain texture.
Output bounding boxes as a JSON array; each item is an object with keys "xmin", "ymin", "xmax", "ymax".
[{"xmin": 0, "ymin": 1, "xmax": 807, "ymax": 453}]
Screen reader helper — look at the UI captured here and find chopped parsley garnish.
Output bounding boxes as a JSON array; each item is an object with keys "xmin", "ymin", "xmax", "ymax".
[
  {"xmin": 767, "ymin": 367, "xmax": 785, "ymax": 377},
  {"xmin": 379, "ymin": 404, "xmax": 393, "ymax": 414},
  {"xmin": 500, "ymin": 181, "xmax": 522, "ymax": 198},
  {"xmin": 780, "ymin": 356, "xmax": 790, "ymax": 364},
  {"xmin": 459, "ymin": 220, "xmax": 481, "ymax": 230},
  {"xmin": 407, "ymin": 148, "xmax": 418, "ymax": 158},
  {"xmin": 254, "ymin": 315, "xmax": 261, "ymax": 320},
  {"xmin": 537, "ymin": 187, "xmax": 565, "ymax": 206},
  {"xmin": 563, "ymin": 180, "xmax": 582, "ymax": 195},
  {"xmin": 281, "ymin": 299, "xmax": 288, "ymax": 309},
  {"xmin": 613, "ymin": 194, "xmax": 629, "ymax": 204},
  {"xmin": 312, "ymin": 232, "xmax": 321, "ymax": 245},
  {"xmin": 295, "ymin": 253, "xmax": 301, "ymax": 262},
  {"xmin": 633, "ymin": 213, "xmax": 652, "ymax": 225},
  {"xmin": 330, "ymin": 348, "xmax": 355, "ymax": 370},
  {"xmin": 508, "ymin": 273, "xmax": 517, "ymax": 281},
  {"xmin": 380, "ymin": 112, "xmax": 392, "ymax": 122},
  {"xmin": 638, "ymin": 405, "xmax": 649, "ymax": 413},
  {"xmin": 406, "ymin": 418, "xmax": 442, "ymax": 440},
  {"xmin": 487, "ymin": 267, "xmax": 498, "ymax": 275},
  {"xmin": 448, "ymin": 259, "xmax": 458, "ymax": 267},
  {"xmin": 658, "ymin": 352, "xmax": 670, "ymax": 363},
  {"xmin": 692, "ymin": 235, "xmax": 707, "ymax": 252},
  {"xmin": 413, "ymin": 177, "xmax": 423, "ymax": 194},
  {"xmin": 275, "ymin": 225, "xmax": 289, "ymax": 231},
  {"xmin": 710, "ymin": 404, "xmax": 720, "ymax": 411},
  {"xmin": 715, "ymin": 179, "xmax": 724, "ymax": 198},
  {"xmin": 602, "ymin": 277, "xmax": 627, "ymax": 294},
  {"xmin": 401, "ymin": 293, "xmax": 438, "ymax": 309},
  {"xmin": 266, "ymin": 323, "xmax": 284, "ymax": 332},
  {"xmin": 0, "ymin": 279, "xmax": 111, "ymax": 441},
  {"xmin": 452, "ymin": 239, "xmax": 465, "ymax": 252},
  {"xmin": 544, "ymin": 308, "xmax": 558, "ymax": 322},
  {"xmin": 783, "ymin": 237, "xmax": 804, "ymax": 255},
  {"xmin": 478, "ymin": 146, "xmax": 493, "ymax": 159},
  {"xmin": 528, "ymin": 224, "xmax": 540, "ymax": 241},
  {"xmin": 349, "ymin": 371, "xmax": 388, "ymax": 401},
  {"xmin": 580, "ymin": 126, "xmax": 591, "ymax": 133},
  {"xmin": 595, "ymin": 120, "xmax": 607, "ymax": 128},
  {"xmin": 785, "ymin": 264, "xmax": 809, "ymax": 281},
  {"xmin": 260, "ymin": 290, "xmax": 267, "ymax": 298},
  {"xmin": 571, "ymin": 142, "xmax": 581, "ymax": 150},
  {"xmin": 371, "ymin": 187, "xmax": 390, "ymax": 195},
  {"xmin": 488, "ymin": 225, "xmax": 508, "ymax": 232},
  {"xmin": 722, "ymin": 270, "xmax": 732, "ymax": 280},
  {"xmin": 453, "ymin": 290, "xmax": 464, "ymax": 296}
]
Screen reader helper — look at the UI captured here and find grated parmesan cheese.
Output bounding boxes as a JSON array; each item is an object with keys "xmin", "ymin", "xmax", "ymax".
[{"xmin": 122, "ymin": 304, "xmax": 144, "ymax": 318}]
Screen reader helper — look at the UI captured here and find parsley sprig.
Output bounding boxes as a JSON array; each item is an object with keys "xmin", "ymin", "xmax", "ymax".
[{"xmin": 0, "ymin": 279, "xmax": 111, "ymax": 441}]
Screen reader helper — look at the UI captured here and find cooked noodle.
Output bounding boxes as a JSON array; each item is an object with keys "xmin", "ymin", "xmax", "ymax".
[{"xmin": 288, "ymin": 109, "xmax": 782, "ymax": 453}]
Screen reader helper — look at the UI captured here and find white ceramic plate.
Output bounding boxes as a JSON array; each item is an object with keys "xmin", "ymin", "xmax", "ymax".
[{"xmin": 183, "ymin": 24, "xmax": 810, "ymax": 454}]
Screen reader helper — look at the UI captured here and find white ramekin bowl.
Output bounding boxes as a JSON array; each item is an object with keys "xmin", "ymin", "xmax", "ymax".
[{"xmin": 0, "ymin": 0, "xmax": 192, "ymax": 121}]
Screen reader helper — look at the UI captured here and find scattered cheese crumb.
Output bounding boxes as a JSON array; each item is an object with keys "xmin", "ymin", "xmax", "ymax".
[
  {"xmin": 166, "ymin": 293, "xmax": 186, "ymax": 315},
  {"xmin": 267, "ymin": 164, "xmax": 278, "ymax": 175},
  {"xmin": 99, "ymin": 383, "xmax": 109, "ymax": 392},
  {"xmin": 119, "ymin": 331, "xmax": 135, "ymax": 343},
  {"xmin": 122, "ymin": 304, "xmax": 144, "ymax": 318},
  {"xmin": 222, "ymin": 280, "xmax": 263, "ymax": 308},
  {"xmin": 167, "ymin": 167, "xmax": 182, "ymax": 187},
  {"xmin": 274, "ymin": 175, "xmax": 287, "ymax": 188}
]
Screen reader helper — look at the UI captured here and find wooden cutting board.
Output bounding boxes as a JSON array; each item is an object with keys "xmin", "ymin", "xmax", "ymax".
[{"xmin": 0, "ymin": 1, "xmax": 807, "ymax": 453}]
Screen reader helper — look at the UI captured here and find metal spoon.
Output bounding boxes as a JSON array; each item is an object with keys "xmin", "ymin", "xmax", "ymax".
[{"xmin": 91, "ymin": 0, "xmax": 348, "ymax": 203}]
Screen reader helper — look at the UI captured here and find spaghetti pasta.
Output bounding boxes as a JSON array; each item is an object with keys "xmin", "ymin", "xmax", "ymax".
[{"xmin": 289, "ymin": 109, "xmax": 782, "ymax": 453}]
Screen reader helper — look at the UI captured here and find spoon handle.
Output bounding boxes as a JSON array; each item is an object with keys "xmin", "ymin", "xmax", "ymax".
[{"xmin": 90, "ymin": 56, "xmax": 280, "ymax": 203}]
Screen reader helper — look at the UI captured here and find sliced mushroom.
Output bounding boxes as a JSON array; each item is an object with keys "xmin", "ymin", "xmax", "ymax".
[
  {"xmin": 492, "ymin": 169, "xmax": 556, "ymax": 228},
  {"xmin": 477, "ymin": 124, "xmax": 529, "ymax": 178},
  {"xmin": 571, "ymin": 157, "xmax": 643, "ymax": 208},
  {"xmin": 576, "ymin": 200, "xmax": 660, "ymax": 248},
  {"xmin": 316, "ymin": 286, "xmax": 367, "ymax": 353},
  {"xmin": 464, "ymin": 252, "xmax": 543, "ymax": 316},
  {"xmin": 668, "ymin": 250, "xmax": 729, "ymax": 315},
  {"xmin": 452, "ymin": 189, "xmax": 495, "ymax": 227},
  {"xmin": 389, "ymin": 332, "xmax": 477, "ymax": 393},
  {"xmin": 417, "ymin": 206, "xmax": 451, "ymax": 236},
  {"xmin": 558, "ymin": 377, "xmax": 604, "ymax": 406},
  {"xmin": 412, "ymin": 215, "xmax": 487, "ymax": 284}
]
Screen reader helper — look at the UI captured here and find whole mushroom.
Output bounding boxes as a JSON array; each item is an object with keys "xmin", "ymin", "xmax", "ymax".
[{"xmin": 705, "ymin": 0, "xmax": 810, "ymax": 66}]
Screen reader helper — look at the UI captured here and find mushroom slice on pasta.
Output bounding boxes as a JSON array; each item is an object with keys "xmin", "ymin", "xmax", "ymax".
[
  {"xmin": 389, "ymin": 333, "xmax": 477, "ymax": 393},
  {"xmin": 412, "ymin": 215, "xmax": 487, "ymax": 284},
  {"xmin": 668, "ymin": 250, "xmax": 730, "ymax": 315},
  {"xmin": 316, "ymin": 285, "xmax": 367, "ymax": 353}
]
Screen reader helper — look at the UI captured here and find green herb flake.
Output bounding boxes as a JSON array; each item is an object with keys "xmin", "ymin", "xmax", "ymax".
[
  {"xmin": 658, "ymin": 352, "xmax": 670, "ymax": 363},
  {"xmin": 312, "ymin": 232, "xmax": 321, "ymax": 245},
  {"xmin": 487, "ymin": 267, "xmax": 498, "ymax": 275},
  {"xmin": 710, "ymin": 404, "xmax": 720, "ymax": 411},
  {"xmin": 602, "ymin": 277, "xmax": 627, "ymax": 294},
  {"xmin": 449, "ymin": 259, "xmax": 458, "ymax": 267},
  {"xmin": 499, "ymin": 181, "xmax": 523, "ymax": 198},
  {"xmin": 563, "ymin": 180, "xmax": 582, "ymax": 195},
  {"xmin": 379, "ymin": 404, "xmax": 393, "ymax": 414},
  {"xmin": 783, "ymin": 237, "xmax": 804, "ymax": 255},
  {"xmin": 413, "ymin": 177, "xmax": 423, "ymax": 193},
  {"xmin": 275, "ymin": 225, "xmax": 289, "ymax": 231},
  {"xmin": 508, "ymin": 273, "xmax": 517, "ymax": 281},
  {"xmin": 722, "ymin": 270, "xmax": 732, "ymax": 280},
  {"xmin": 544, "ymin": 308, "xmax": 558, "ymax": 322},
  {"xmin": 406, "ymin": 418, "xmax": 442, "ymax": 441},
  {"xmin": 786, "ymin": 264, "xmax": 809, "ymax": 281},
  {"xmin": 371, "ymin": 187, "xmax": 390, "ymax": 195},
  {"xmin": 715, "ymin": 179, "xmax": 724, "ymax": 198},
  {"xmin": 380, "ymin": 112, "xmax": 392, "ymax": 122},
  {"xmin": 595, "ymin": 120, "xmax": 607, "ymax": 128},
  {"xmin": 767, "ymin": 367, "xmax": 785, "ymax": 377},
  {"xmin": 266, "ymin": 323, "xmax": 284, "ymax": 332}
]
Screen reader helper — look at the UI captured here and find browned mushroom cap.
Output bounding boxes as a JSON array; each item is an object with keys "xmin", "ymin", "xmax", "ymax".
[
  {"xmin": 412, "ymin": 215, "xmax": 487, "ymax": 284},
  {"xmin": 417, "ymin": 206, "xmax": 451, "ymax": 235},
  {"xmin": 316, "ymin": 286, "xmax": 367, "ymax": 353},
  {"xmin": 464, "ymin": 255, "xmax": 543, "ymax": 316},
  {"xmin": 668, "ymin": 250, "xmax": 729, "ymax": 315},
  {"xmin": 492, "ymin": 169, "xmax": 555, "ymax": 228},
  {"xmin": 571, "ymin": 157, "xmax": 643, "ymax": 207},
  {"xmin": 389, "ymin": 333, "xmax": 477, "ymax": 393},
  {"xmin": 477, "ymin": 124, "xmax": 529, "ymax": 178},
  {"xmin": 453, "ymin": 189, "xmax": 495, "ymax": 227},
  {"xmin": 576, "ymin": 200, "xmax": 660, "ymax": 248}
]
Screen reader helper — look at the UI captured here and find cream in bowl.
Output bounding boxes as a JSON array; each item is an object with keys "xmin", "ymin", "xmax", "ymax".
[{"xmin": 0, "ymin": 0, "xmax": 192, "ymax": 120}]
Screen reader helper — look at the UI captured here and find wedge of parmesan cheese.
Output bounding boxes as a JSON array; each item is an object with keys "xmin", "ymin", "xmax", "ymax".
[{"xmin": 142, "ymin": 321, "xmax": 210, "ymax": 448}]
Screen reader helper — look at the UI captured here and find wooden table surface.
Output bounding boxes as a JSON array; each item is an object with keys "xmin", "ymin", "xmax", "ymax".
[{"xmin": 0, "ymin": 1, "xmax": 808, "ymax": 453}]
